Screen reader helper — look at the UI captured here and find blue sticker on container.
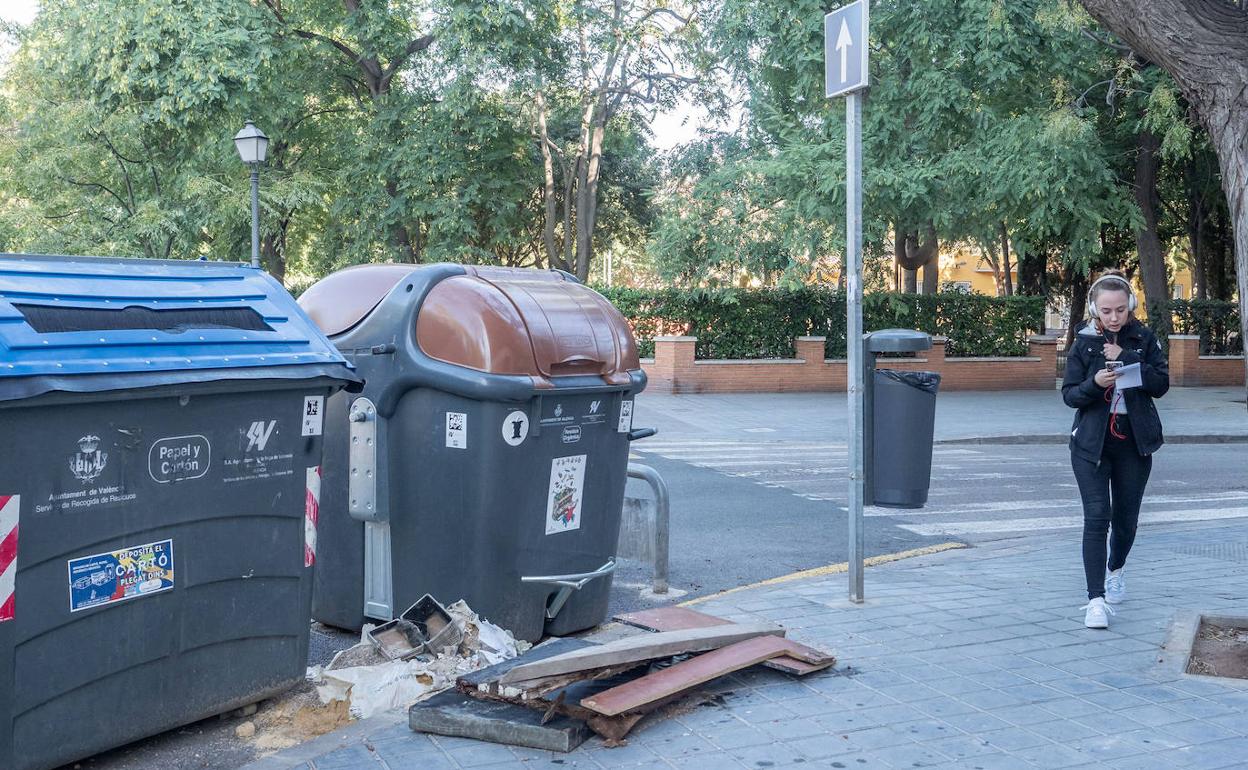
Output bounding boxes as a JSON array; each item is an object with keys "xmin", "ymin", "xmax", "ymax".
[{"xmin": 68, "ymin": 539, "xmax": 174, "ymax": 612}]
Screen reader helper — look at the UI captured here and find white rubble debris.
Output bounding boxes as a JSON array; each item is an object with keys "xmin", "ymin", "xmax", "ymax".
[{"xmin": 307, "ymin": 600, "xmax": 532, "ymax": 719}]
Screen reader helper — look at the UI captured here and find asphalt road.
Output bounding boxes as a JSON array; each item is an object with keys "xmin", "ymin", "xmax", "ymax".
[{"xmin": 59, "ymin": 438, "xmax": 1248, "ymax": 770}]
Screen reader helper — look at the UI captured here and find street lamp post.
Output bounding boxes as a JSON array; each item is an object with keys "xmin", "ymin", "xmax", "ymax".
[{"xmin": 233, "ymin": 121, "xmax": 270, "ymax": 269}]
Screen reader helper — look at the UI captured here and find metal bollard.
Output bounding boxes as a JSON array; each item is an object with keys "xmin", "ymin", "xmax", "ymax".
[{"xmin": 623, "ymin": 463, "xmax": 670, "ymax": 594}]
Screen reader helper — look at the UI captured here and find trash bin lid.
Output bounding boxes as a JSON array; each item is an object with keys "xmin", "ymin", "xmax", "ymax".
[
  {"xmin": 416, "ymin": 266, "xmax": 640, "ymax": 383},
  {"xmin": 0, "ymin": 254, "xmax": 358, "ymax": 402},
  {"xmin": 866, "ymin": 328, "xmax": 932, "ymax": 353},
  {"xmin": 297, "ymin": 263, "xmax": 418, "ymax": 337}
]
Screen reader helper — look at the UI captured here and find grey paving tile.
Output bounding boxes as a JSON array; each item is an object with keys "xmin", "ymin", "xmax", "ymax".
[
  {"xmin": 313, "ymin": 745, "xmax": 382, "ymax": 769},
  {"xmin": 443, "ymin": 741, "xmax": 523, "ymax": 767},
  {"xmin": 837, "ymin": 724, "xmax": 915, "ymax": 751},
  {"xmin": 1024, "ymin": 719, "xmax": 1103, "ymax": 742},
  {"xmin": 1011, "ymin": 741, "xmax": 1105, "ymax": 768},
  {"xmin": 977, "ymin": 726, "xmax": 1051, "ymax": 752},
  {"xmin": 726, "ymin": 739, "xmax": 806, "ymax": 768},
  {"xmin": 866, "ymin": 741, "xmax": 952, "ymax": 767},
  {"xmin": 988, "ymin": 703, "xmax": 1065, "ymax": 727},
  {"xmin": 787, "ymin": 732, "xmax": 861, "ymax": 759},
  {"xmin": 936, "ymin": 710, "xmax": 1012, "ymax": 735},
  {"xmin": 1153, "ymin": 719, "xmax": 1245, "ymax": 745},
  {"xmin": 919, "ymin": 734, "xmax": 999, "ymax": 760},
  {"xmin": 756, "ymin": 716, "xmax": 828, "ymax": 742}
]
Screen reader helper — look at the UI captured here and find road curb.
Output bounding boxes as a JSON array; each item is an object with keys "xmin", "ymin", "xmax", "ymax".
[{"xmin": 677, "ymin": 542, "xmax": 969, "ymax": 607}]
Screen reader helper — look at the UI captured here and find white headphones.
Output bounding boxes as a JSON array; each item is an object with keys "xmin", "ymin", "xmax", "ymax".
[{"xmin": 1086, "ymin": 274, "xmax": 1137, "ymax": 320}]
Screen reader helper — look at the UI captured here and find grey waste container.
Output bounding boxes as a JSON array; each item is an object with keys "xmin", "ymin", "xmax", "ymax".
[
  {"xmin": 865, "ymin": 330, "xmax": 940, "ymax": 508},
  {"xmin": 0, "ymin": 254, "xmax": 358, "ymax": 770},
  {"xmin": 299, "ymin": 264, "xmax": 648, "ymax": 643}
]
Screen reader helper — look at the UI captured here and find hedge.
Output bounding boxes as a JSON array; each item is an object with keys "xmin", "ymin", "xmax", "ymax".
[
  {"xmin": 1168, "ymin": 299, "xmax": 1242, "ymax": 355},
  {"xmin": 596, "ymin": 287, "xmax": 1047, "ymax": 359}
]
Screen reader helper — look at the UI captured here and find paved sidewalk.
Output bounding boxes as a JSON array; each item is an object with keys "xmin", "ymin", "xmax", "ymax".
[
  {"xmin": 245, "ymin": 520, "xmax": 1248, "ymax": 769},
  {"xmin": 633, "ymin": 387, "xmax": 1248, "ymax": 444}
]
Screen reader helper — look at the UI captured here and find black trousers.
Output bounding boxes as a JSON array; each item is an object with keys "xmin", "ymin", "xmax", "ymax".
[{"xmin": 1071, "ymin": 417, "xmax": 1152, "ymax": 600}]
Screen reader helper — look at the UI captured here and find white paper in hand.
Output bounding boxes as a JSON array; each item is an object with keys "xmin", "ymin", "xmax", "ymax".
[{"xmin": 1114, "ymin": 362, "xmax": 1142, "ymax": 391}]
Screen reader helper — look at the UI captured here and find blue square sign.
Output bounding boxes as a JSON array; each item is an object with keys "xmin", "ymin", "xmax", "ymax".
[{"xmin": 825, "ymin": 0, "xmax": 869, "ymax": 98}]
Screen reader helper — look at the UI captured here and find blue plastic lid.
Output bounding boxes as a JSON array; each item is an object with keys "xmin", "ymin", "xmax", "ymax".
[{"xmin": 0, "ymin": 254, "xmax": 356, "ymax": 399}]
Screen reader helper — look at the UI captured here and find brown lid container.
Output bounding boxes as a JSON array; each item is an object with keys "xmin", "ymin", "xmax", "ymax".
[
  {"xmin": 416, "ymin": 266, "xmax": 639, "ymax": 384},
  {"xmin": 298, "ymin": 264, "xmax": 415, "ymax": 337}
]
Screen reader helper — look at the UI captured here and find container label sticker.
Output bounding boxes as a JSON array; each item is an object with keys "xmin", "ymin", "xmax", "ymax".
[
  {"xmin": 546, "ymin": 455, "xmax": 586, "ymax": 535},
  {"xmin": 0, "ymin": 495, "xmax": 19, "ymax": 623},
  {"xmin": 68, "ymin": 539, "xmax": 174, "ymax": 613},
  {"xmin": 36, "ymin": 433, "xmax": 137, "ymax": 515},
  {"xmin": 502, "ymin": 411, "xmax": 529, "ymax": 447},
  {"xmin": 581, "ymin": 399, "xmax": 607, "ymax": 426},
  {"xmin": 302, "ymin": 396, "xmax": 325, "ymax": 437},
  {"xmin": 561, "ymin": 426, "xmax": 582, "ymax": 444},
  {"xmin": 446, "ymin": 412, "xmax": 467, "ymax": 449},
  {"xmin": 539, "ymin": 401, "xmax": 576, "ymax": 428},
  {"xmin": 305, "ymin": 467, "xmax": 320, "ymax": 568},
  {"xmin": 223, "ymin": 419, "xmax": 294, "ymax": 484},
  {"xmin": 617, "ymin": 400, "xmax": 634, "ymax": 433},
  {"xmin": 148, "ymin": 435, "xmax": 211, "ymax": 484}
]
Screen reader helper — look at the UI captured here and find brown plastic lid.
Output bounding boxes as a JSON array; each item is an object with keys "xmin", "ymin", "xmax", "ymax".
[
  {"xmin": 297, "ymin": 264, "xmax": 415, "ymax": 336},
  {"xmin": 416, "ymin": 266, "xmax": 640, "ymax": 383}
]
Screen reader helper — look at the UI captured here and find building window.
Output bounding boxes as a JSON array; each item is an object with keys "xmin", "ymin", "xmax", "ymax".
[{"xmin": 1172, "ymin": 284, "xmax": 1185, "ymax": 300}]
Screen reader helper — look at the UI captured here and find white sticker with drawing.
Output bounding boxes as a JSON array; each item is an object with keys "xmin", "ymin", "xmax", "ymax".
[
  {"xmin": 617, "ymin": 400, "xmax": 634, "ymax": 433},
  {"xmin": 545, "ymin": 455, "xmax": 586, "ymax": 535}
]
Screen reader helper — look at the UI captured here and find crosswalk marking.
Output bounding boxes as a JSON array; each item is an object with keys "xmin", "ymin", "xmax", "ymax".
[
  {"xmin": 901, "ymin": 506, "xmax": 1248, "ymax": 537},
  {"xmin": 631, "ymin": 436, "xmax": 1248, "ymax": 540}
]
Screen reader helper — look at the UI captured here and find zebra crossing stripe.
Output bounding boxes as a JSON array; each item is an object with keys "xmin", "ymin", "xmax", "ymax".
[
  {"xmin": 0, "ymin": 495, "xmax": 19, "ymax": 623},
  {"xmin": 900, "ymin": 506, "xmax": 1248, "ymax": 537}
]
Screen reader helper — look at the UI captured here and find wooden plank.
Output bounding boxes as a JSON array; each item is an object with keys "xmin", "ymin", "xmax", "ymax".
[
  {"xmin": 613, "ymin": 606, "xmax": 832, "ymax": 677},
  {"xmin": 614, "ymin": 606, "xmax": 733, "ymax": 633},
  {"xmin": 580, "ymin": 636, "xmax": 796, "ymax": 716},
  {"xmin": 498, "ymin": 623, "xmax": 784, "ymax": 684}
]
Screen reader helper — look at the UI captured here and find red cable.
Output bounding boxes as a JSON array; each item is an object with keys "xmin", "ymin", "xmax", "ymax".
[{"xmin": 1105, "ymin": 385, "xmax": 1126, "ymax": 440}]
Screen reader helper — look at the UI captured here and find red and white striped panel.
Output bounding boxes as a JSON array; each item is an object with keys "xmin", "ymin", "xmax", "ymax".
[
  {"xmin": 304, "ymin": 467, "xmax": 320, "ymax": 568},
  {"xmin": 0, "ymin": 495, "xmax": 19, "ymax": 623}
]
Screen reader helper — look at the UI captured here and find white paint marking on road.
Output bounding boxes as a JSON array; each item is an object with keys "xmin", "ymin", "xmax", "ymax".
[
  {"xmin": 870, "ymin": 491, "xmax": 1248, "ymax": 518},
  {"xmin": 900, "ymin": 506, "xmax": 1248, "ymax": 536}
]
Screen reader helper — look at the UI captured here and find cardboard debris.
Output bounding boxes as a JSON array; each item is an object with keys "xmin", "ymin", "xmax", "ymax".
[{"xmin": 307, "ymin": 599, "xmax": 529, "ymax": 720}]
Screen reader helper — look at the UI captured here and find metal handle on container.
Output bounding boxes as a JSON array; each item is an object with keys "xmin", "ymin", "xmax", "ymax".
[
  {"xmin": 628, "ymin": 427, "xmax": 657, "ymax": 441},
  {"xmin": 348, "ymin": 397, "xmax": 384, "ymax": 522},
  {"xmin": 521, "ymin": 558, "xmax": 617, "ymax": 619}
]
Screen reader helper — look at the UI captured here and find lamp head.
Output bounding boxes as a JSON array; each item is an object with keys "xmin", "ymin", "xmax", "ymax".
[{"xmin": 233, "ymin": 120, "xmax": 269, "ymax": 164}]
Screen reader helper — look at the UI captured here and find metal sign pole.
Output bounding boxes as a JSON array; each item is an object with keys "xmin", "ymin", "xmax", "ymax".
[{"xmin": 846, "ymin": 90, "xmax": 865, "ymax": 604}]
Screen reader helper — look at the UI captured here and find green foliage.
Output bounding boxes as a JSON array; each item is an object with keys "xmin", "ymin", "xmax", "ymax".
[
  {"xmin": 1169, "ymin": 299, "xmax": 1242, "ymax": 355},
  {"xmin": 598, "ymin": 287, "xmax": 1046, "ymax": 359}
]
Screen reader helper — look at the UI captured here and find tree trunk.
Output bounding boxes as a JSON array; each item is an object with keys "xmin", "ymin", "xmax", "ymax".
[
  {"xmin": 922, "ymin": 257, "xmax": 939, "ymax": 294},
  {"xmin": 894, "ymin": 224, "xmax": 938, "ymax": 294},
  {"xmin": 575, "ymin": 114, "xmax": 606, "ymax": 283},
  {"xmin": 1134, "ymin": 128, "xmax": 1170, "ymax": 329},
  {"xmin": 902, "ymin": 269, "xmax": 917, "ymax": 293},
  {"xmin": 1187, "ymin": 157, "xmax": 1208, "ymax": 300},
  {"xmin": 535, "ymin": 90, "xmax": 569, "ymax": 272},
  {"xmin": 983, "ymin": 239, "xmax": 1004, "ymax": 296},
  {"xmin": 1067, "ymin": 270, "xmax": 1091, "ymax": 351},
  {"xmin": 1079, "ymin": 0, "xmax": 1248, "ymax": 403},
  {"xmin": 1001, "ymin": 223, "xmax": 1014, "ymax": 296}
]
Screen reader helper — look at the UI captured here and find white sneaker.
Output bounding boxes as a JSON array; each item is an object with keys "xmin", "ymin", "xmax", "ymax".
[
  {"xmin": 1082, "ymin": 597, "xmax": 1114, "ymax": 629},
  {"xmin": 1105, "ymin": 568, "xmax": 1126, "ymax": 605}
]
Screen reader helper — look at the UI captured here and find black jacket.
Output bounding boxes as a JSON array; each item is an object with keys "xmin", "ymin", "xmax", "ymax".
[{"xmin": 1062, "ymin": 318, "xmax": 1169, "ymax": 462}]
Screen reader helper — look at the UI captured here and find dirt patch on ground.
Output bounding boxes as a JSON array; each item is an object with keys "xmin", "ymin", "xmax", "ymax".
[
  {"xmin": 1186, "ymin": 617, "xmax": 1248, "ymax": 680},
  {"xmin": 248, "ymin": 684, "xmax": 354, "ymax": 754}
]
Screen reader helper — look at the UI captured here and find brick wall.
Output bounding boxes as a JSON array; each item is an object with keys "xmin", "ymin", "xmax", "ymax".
[
  {"xmin": 644, "ymin": 335, "xmax": 1059, "ymax": 393},
  {"xmin": 1168, "ymin": 335, "xmax": 1245, "ymax": 387}
]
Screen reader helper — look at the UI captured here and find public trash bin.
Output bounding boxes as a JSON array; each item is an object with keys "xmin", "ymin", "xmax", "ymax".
[
  {"xmin": 299, "ymin": 264, "xmax": 648, "ymax": 642},
  {"xmin": 0, "ymin": 254, "xmax": 358, "ymax": 770},
  {"xmin": 864, "ymin": 330, "xmax": 940, "ymax": 508}
]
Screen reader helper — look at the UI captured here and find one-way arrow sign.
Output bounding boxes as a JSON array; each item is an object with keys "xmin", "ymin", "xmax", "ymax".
[{"xmin": 825, "ymin": 0, "xmax": 869, "ymax": 98}]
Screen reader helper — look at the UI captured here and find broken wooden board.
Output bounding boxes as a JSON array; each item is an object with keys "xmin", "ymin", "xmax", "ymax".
[
  {"xmin": 409, "ymin": 689, "xmax": 589, "ymax": 753},
  {"xmin": 498, "ymin": 623, "xmax": 785, "ymax": 685},
  {"xmin": 613, "ymin": 606, "xmax": 831, "ymax": 676},
  {"xmin": 579, "ymin": 635, "xmax": 836, "ymax": 717},
  {"xmin": 458, "ymin": 637, "xmax": 595, "ymax": 697}
]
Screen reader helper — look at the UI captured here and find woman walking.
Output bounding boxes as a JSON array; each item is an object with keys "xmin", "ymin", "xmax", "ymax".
[{"xmin": 1062, "ymin": 272, "xmax": 1169, "ymax": 629}]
